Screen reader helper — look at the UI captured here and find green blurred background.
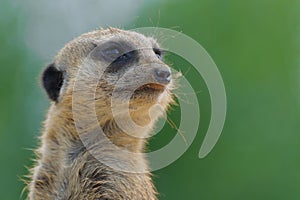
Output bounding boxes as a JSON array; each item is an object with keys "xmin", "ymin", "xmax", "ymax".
[{"xmin": 1, "ymin": 0, "xmax": 300, "ymax": 199}]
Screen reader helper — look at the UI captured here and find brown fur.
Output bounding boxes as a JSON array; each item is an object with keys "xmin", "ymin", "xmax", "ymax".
[{"xmin": 27, "ymin": 28, "xmax": 173, "ymax": 200}]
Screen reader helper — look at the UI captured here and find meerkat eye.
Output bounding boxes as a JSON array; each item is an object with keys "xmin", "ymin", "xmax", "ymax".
[
  {"xmin": 90, "ymin": 41, "xmax": 138, "ymax": 73},
  {"xmin": 105, "ymin": 50, "xmax": 137, "ymax": 73},
  {"xmin": 114, "ymin": 51, "xmax": 135, "ymax": 63},
  {"xmin": 153, "ymin": 48, "xmax": 163, "ymax": 60},
  {"xmin": 104, "ymin": 47, "xmax": 137, "ymax": 65},
  {"xmin": 90, "ymin": 42, "xmax": 125, "ymax": 63}
]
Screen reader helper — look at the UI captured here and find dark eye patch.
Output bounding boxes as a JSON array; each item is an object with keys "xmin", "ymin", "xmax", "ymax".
[
  {"xmin": 90, "ymin": 40, "xmax": 138, "ymax": 73},
  {"xmin": 106, "ymin": 50, "xmax": 138, "ymax": 73}
]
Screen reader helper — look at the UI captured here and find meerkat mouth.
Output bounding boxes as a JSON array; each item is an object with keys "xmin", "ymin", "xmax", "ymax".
[{"xmin": 135, "ymin": 83, "xmax": 166, "ymax": 93}]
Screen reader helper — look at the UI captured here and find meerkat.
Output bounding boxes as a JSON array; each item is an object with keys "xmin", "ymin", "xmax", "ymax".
[{"xmin": 27, "ymin": 27, "xmax": 174, "ymax": 200}]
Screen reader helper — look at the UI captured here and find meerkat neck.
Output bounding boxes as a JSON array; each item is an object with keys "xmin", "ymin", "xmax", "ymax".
[
  {"xmin": 102, "ymin": 120, "xmax": 146, "ymax": 153},
  {"xmin": 45, "ymin": 104, "xmax": 149, "ymax": 157}
]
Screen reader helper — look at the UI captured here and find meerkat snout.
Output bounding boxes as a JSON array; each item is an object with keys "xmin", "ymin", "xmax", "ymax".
[{"xmin": 154, "ymin": 66, "xmax": 171, "ymax": 84}]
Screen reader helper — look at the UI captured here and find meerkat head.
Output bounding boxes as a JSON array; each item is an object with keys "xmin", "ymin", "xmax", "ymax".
[{"xmin": 42, "ymin": 28, "xmax": 173, "ymax": 136}]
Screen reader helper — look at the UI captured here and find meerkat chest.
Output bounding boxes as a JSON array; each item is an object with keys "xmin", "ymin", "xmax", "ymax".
[{"xmin": 54, "ymin": 152, "xmax": 157, "ymax": 200}]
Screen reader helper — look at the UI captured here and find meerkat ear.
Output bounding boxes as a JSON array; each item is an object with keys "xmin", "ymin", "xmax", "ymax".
[{"xmin": 42, "ymin": 63, "xmax": 64, "ymax": 102}]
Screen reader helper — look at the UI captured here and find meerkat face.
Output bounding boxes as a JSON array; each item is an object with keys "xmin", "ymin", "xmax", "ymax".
[
  {"xmin": 42, "ymin": 28, "xmax": 173, "ymax": 126},
  {"xmin": 90, "ymin": 33, "xmax": 173, "ymax": 110}
]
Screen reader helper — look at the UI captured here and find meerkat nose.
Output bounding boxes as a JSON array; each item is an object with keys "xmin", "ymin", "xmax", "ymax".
[{"xmin": 154, "ymin": 67, "xmax": 171, "ymax": 84}]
